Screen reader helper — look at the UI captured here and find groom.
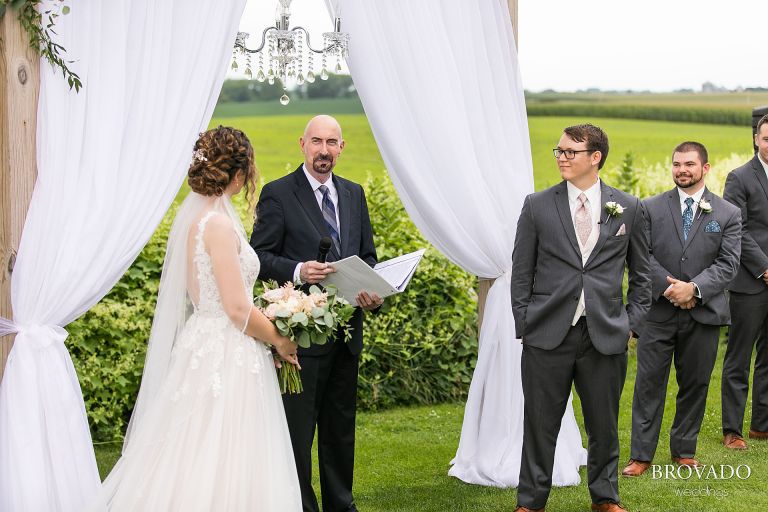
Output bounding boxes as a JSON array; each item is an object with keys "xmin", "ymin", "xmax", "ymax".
[
  {"xmin": 511, "ymin": 124, "xmax": 651, "ymax": 512},
  {"xmin": 250, "ymin": 115, "xmax": 381, "ymax": 512}
]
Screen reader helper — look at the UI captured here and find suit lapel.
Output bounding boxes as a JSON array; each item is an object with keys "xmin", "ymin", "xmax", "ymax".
[
  {"xmin": 291, "ymin": 167, "xmax": 341, "ymax": 259},
  {"xmin": 584, "ymin": 181, "xmax": 614, "ymax": 267},
  {"xmin": 333, "ymin": 175, "xmax": 352, "ymax": 258},
  {"xmin": 752, "ymin": 156, "xmax": 768, "ymax": 203},
  {"xmin": 683, "ymin": 187, "xmax": 710, "ymax": 251},
  {"xmin": 666, "ymin": 189, "xmax": 686, "ymax": 248},
  {"xmin": 554, "ymin": 182, "xmax": 581, "ymax": 261}
]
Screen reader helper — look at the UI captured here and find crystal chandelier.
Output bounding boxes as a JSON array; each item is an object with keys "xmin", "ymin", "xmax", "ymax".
[{"xmin": 232, "ymin": 0, "xmax": 350, "ymax": 105}]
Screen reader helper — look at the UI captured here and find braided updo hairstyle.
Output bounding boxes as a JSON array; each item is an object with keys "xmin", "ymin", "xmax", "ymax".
[{"xmin": 187, "ymin": 126, "xmax": 257, "ymax": 205}]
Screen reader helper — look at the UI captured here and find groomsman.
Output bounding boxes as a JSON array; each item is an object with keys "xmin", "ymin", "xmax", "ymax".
[
  {"xmin": 623, "ymin": 142, "xmax": 741, "ymax": 477},
  {"xmin": 721, "ymin": 114, "xmax": 768, "ymax": 450},
  {"xmin": 512, "ymin": 124, "xmax": 651, "ymax": 512}
]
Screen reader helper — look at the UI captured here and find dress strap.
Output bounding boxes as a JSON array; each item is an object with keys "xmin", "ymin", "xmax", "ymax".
[{"xmin": 195, "ymin": 211, "xmax": 219, "ymax": 256}]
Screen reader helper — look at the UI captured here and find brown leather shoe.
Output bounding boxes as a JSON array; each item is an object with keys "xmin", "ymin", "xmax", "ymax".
[
  {"xmin": 621, "ymin": 459, "xmax": 651, "ymax": 477},
  {"xmin": 672, "ymin": 456, "xmax": 700, "ymax": 467},
  {"xmin": 591, "ymin": 503, "xmax": 628, "ymax": 512},
  {"xmin": 723, "ymin": 432, "xmax": 748, "ymax": 450},
  {"xmin": 749, "ymin": 429, "xmax": 768, "ymax": 440},
  {"xmin": 514, "ymin": 507, "xmax": 545, "ymax": 512}
]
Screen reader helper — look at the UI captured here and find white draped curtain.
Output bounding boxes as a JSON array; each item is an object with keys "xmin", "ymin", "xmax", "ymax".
[
  {"xmin": 332, "ymin": 0, "xmax": 587, "ymax": 487},
  {"xmin": 0, "ymin": 1, "xmax": 246, "ymax": 510}
]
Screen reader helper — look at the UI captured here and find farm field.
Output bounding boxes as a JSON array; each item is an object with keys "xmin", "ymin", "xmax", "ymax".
[
  {"xmin": 211, "ymin": 113, "xmax": 755, "ymax": 191},
  {"xmin": 525, "ymin": 91, "xmax": 768, "ymax": 110}
]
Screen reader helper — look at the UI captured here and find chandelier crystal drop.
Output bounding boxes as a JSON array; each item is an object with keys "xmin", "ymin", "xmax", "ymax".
[{"xmin": 233, "ymin": 0, "xmax": 350, "ymax": 105}]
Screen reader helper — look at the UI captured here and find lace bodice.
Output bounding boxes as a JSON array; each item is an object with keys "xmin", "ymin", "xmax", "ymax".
[{"xmin": 193, "ymin": 211, "xmax": 260, "ymax": 317}]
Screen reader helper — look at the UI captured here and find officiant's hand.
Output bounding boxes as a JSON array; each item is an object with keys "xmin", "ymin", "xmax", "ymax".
[
  {"xmin": 357, "ymin": 291, "xmax": 383, "ymax": 311},
  {"xmin": 300, "ymin": 261, "xmax": 336, "ymax": 284}
]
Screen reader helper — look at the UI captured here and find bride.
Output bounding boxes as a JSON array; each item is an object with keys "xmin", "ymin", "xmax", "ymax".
[{"xmin": 88, "ymin": 126, "xmax": 302, "ymax": 511}]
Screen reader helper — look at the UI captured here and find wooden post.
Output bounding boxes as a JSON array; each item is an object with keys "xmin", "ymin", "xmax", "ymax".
[
  {"xmin": 0, "ymin": 10, "xmax": 39, "ymax": 378},
  {"xmin": 507, "ymin": 0, "xmax": 519, "ymax": 46},
  {"xmin": 477, "ymin": 0, "xmax": 518, "ymax": 330}
]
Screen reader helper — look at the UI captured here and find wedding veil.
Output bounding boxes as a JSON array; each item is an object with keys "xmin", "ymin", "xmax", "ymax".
[{"xmin": 123, "ymin": 191, "xmax": 248, "ymax": 450}]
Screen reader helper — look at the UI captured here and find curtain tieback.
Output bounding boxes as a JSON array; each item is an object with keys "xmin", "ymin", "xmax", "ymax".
[{"xmin": 0, "ymin": 317, "xmax": 68, "ymax": 349}]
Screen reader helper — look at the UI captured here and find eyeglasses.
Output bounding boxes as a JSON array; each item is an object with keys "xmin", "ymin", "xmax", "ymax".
[{"xmin": 553, "ymin": 149, "xmax": 593, "ymax": 159}]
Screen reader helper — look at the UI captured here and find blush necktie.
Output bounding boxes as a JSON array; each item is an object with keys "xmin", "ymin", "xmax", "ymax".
[{"xmin": 575, "ymin": 193, "xmax": 592, "ymax": 246}]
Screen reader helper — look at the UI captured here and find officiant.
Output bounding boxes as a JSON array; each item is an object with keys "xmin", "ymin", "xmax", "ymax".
[{"xmin": 250, "ymin": 115, "xmax": 381, "ymax": 512}]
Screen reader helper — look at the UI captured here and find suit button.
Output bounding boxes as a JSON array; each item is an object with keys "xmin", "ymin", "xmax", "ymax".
[{"xmin": 681, "ymin": 257, "xmax": 686, "ymax": 261}]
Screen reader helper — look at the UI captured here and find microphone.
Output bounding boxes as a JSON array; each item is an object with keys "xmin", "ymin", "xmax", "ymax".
[{"xmin": 317, "ymin": 237, "xmax": 332, "ymax": 263}]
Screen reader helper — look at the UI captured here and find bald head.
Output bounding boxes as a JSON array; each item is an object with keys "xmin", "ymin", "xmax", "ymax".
[
  {"xmin": 303, "ymin": 115, "xmax": 343, "ymax": 139},
  {"xmin": 300, "ymin": 115, "xmax": 345, "ymax": 182}
]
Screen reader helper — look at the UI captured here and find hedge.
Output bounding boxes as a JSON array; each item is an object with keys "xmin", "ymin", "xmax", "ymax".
[{"xmin": 67, "ymin": 177, "xmax": 479, "ymax": 440}]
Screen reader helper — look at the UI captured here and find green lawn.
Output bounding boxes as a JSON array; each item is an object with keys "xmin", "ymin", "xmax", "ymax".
[
  {"xmin": 212, "ymin": 113, "xmax": 754, "ymax": 191},
  {"xmin": 95, "ymin": 340, "xmax": 768, "ymax": 511}
]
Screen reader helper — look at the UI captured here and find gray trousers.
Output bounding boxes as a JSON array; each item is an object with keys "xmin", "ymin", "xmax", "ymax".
[
  {"xmin": 722, "ymin": 289, "xmax": 768, "ymax": 436},
  {"xmin": 517, "ymin": 318, "xmax": 627, "ymax": 509},
  {"xmin": 630, "ymin": 312, "xmax": 719, "ymax": 461}
]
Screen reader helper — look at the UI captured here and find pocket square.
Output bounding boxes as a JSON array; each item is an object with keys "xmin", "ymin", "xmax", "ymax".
[
  {"xmin": 614, "ymin": 223, "xmax": 626, "ymax": 236},
  {"xmin": 704, "ymin": 220, "xmax": 721, "ymax": 233}
]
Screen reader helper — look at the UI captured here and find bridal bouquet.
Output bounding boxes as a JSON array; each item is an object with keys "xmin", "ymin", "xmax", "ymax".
[{"xmin": 255, "ymin": 281, "xmax": 355, "ymax": 393}]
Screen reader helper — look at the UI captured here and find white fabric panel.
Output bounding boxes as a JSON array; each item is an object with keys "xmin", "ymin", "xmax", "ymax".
[
  {"xmin": 332, "ymin": 0, "xmax": 587, "ymax": 487},
  {"xmin": 0, "ymin": 1, "xmax": 246, "ymax": 510}
]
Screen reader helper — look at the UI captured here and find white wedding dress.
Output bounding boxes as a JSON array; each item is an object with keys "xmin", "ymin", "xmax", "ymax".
[{"xmin": 88, "ymin": 208, "xmax": 301, "ymax": 511}]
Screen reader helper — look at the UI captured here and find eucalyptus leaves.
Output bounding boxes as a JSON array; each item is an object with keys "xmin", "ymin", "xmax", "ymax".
[{"xmin": 255, "ymin": 281, "xmax": 355, "ymax": 393}]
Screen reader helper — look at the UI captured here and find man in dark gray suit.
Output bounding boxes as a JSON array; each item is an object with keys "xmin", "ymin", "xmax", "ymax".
[
  {"xmin": 721, "ymin": 114, "xmax": 768, "ymax": 450},
  {"xmin": 622, "ymin": 142, "xmax": 741, "ymax": 477},
  {"xmin": 511, "ymin": 124, "xmax": 651, "ymax": 512}
]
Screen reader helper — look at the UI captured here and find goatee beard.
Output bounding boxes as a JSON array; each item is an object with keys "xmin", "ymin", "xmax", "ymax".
[{"xmin": 313, "ymin": 157, "xmax": 333, "ymax": 174}]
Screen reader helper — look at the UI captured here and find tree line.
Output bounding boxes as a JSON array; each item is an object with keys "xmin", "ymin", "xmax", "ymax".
[{"xmin": 219, "ymin": 74, "xmax": 358, "ymax": 103}]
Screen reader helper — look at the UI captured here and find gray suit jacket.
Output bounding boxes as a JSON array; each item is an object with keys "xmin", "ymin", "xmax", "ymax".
[
  {"xmin": 643, "ymin": 187, "xmax": 741, "ymax": 325},
  {"xmin": 511, "ymin": 181, "xmax": 652, "ymax": 355},
  {"xmin": 723, "ymin": 156, "xmax": 768, "ymax": 294}
]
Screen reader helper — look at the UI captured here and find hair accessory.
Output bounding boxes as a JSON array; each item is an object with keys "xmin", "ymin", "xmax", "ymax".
[{"xmin": 193, "ymin": 149, "xmax": 208, "ymax": 163}]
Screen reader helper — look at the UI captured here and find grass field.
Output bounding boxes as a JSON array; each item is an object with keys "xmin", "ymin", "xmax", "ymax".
[
  {"xmin": 95, "ymin": 340, "xmax": 768, "ymax": 512},
  {"xmin": 212, "ymin": 112, "xmax": 755, "ymax": 191}
]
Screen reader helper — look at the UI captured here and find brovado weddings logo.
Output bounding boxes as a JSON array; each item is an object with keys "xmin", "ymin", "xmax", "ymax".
[
  {"xmin": 651, "ymin": 463, "xmax": 752, "ymax": 480},
  {"xmin": 652, "ymin": 464, "xmax": 753, "ymax": 502}
]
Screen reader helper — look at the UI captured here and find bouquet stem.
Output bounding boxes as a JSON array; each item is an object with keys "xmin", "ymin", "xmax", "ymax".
[{"xmin": 278, "ymin": 365, "xmax": 303, "ymax": 394}]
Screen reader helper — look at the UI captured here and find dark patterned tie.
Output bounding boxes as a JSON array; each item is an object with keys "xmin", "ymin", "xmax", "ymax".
[
  {"xmin": 318, "ymin": 185, "xmax": 341, "ymax": 255},
  {"xmin": 682, "ymin": 197, "xmax": 694, "ymax": 240}
]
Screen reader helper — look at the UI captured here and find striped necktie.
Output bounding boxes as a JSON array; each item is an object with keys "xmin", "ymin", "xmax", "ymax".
[{"xmin": 318, "ymin": 185, "xmax": 341, "ymax": 256}]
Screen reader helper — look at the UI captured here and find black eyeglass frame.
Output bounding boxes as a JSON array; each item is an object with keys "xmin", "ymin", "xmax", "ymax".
[{"xmin": 552, "ymin": 148, "xmax": 594, "ymax": 159}]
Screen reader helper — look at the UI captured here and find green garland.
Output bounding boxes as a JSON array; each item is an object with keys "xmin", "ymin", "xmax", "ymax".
[{"xmin": 0, "ymin": 0, "xmax": 81, "ymax": 91}]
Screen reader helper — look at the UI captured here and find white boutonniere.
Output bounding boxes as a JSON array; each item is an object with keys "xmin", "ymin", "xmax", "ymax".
[
  {"xmin": 604, "ymin": 201, "xmax": 625, "ymax": 217},
  {"xmin": 698, "ymin": 198, "xmax": 713, "ymax": 214}
]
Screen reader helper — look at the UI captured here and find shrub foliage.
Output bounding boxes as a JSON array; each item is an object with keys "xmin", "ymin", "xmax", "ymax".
[{"xmin": 68, "ymin": 177, "xmax": 479, "ymax": 440}]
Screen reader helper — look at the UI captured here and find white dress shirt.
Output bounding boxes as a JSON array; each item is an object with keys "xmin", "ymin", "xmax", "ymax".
[
  {"xmin": 566, "ymin": 179, "xmax": 602, "ymax": 325},
  {"xmin": 293, "ymin": 165, "xmax": 341, "ymax": 283},
  {"xmin": 675, "ymin": 186, "xmax": 706, "ymax": 298},
  {"xmin": 677, "ymin": 186, "xmax": 705, "ymax": 217}
]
